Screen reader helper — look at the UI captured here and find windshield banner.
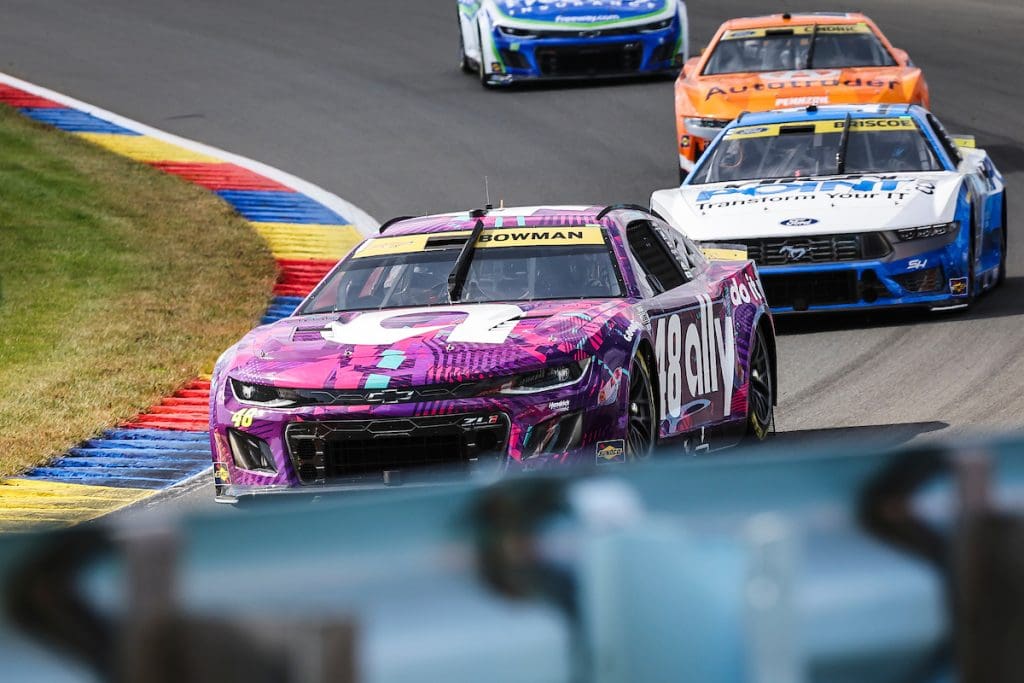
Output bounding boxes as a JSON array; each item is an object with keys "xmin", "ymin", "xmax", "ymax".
[
  {"xmin": 725, "ymin": 117, "xmax": 918, "ymax": 139},
  {"xmin": 354, "ymin": 226, "xmax": 605, "ymax": 258},
  {"xmin": 721, "ymin": 23, "xmax": 873, "ymax": 40}
]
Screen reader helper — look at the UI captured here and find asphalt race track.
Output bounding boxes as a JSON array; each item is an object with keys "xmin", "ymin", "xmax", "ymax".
[{"xmin": 2, "ymin": 0, "xmax": 1022, "ymax": 513}]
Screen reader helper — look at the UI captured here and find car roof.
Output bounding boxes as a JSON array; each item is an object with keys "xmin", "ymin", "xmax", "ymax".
[
  {"xmin": 378, "ymin": 205, "xmax": 628, "ymax": 237},
  {"xmin": 721, "ymin": 12, "xmax": 872, "ymax": 31},
  {"xmin": 729, "ymin": 103, "xmax": 926, "ymax": 127}
]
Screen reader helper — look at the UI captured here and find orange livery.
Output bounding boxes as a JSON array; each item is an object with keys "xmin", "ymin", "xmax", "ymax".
[{"xmin": 674, "ymin": 12, "xmax": 929, "ymax": 179}]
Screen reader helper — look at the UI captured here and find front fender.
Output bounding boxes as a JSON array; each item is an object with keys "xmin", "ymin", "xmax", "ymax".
[
  {"xmin": 475, "ymin": 8, "xmax": 498, "ymax": 74},
  {"xmin": 457, "ymin": 3, "xmax": 480, "ymax": 59}
]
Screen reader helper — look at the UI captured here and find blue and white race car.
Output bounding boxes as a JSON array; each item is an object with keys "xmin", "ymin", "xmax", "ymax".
[
  {"xmin": 457, "ymin": 0, "xmax": 688, "ymax": 87},
  {"xmin": 652, "ymin": 104, "xmax": 1008, "ymax": 313}
]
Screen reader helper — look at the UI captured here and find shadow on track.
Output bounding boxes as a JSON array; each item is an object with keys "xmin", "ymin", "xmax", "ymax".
[
  {"xmin": 771, "ymin": 421, "xmax": 950, "ymax": 449},
  {"xmin": 774, "ymin": 276, "xmax": 1024, "ymax": 335},
  {"xmin": 960, "ymin": 276, "xmax": 1024, "ymax": 321},
  {"xmin": 474, "ymin": 73, "xmax": 675, "ymax": 95}
]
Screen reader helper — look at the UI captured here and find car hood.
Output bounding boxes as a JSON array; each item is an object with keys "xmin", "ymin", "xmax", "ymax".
[
  {"xmin": 225, "ymin": 300, "xmax": 632, "ymax": 390},
  {"xmin": 678, "ymin": 67, "xmax": 923, "ymax": 119},
  {"xmin": 488, "ymin": 0, "xmax": 675, "ymax": 29},
  {"xmin": 651, "ymin": 172, "xmax": 962, "ymax": 240}
]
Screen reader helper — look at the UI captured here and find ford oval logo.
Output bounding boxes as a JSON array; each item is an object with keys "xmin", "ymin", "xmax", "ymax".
[{"xmin": 780, "ymin": 218, "xmax": 819, "ymax": 227}]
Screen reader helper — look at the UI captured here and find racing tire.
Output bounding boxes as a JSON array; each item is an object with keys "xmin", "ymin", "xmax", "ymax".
[
  {"xmin": 745, "ymin": 325, "xmax": 774, "ymax": 441},
  {"xmin": 998, "ymin": 194, "xmax": 1008, "ymax": 286},
  {"xmin": 625, "ymin": 354, "xmax": 657, "ymax": 460}
]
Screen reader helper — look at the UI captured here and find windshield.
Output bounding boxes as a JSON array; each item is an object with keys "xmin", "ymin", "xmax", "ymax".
[
  {"xmin": 690, "ymin": 118, "xmax": 942, "ymax": 184},
  {"xmin": 300, "ymin": 228, "xmax": 623, "ymax": 313},
  {"xmin": 703, "ymin": 24, "xmax": 896, "ymax": 75}
]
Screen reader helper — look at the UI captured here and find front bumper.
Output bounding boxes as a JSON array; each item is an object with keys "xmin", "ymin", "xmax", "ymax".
[
  {"xmin": 210, "ymin": 370, "xmax": 629, "ymax": 500},
  {"xmin": 717, "ymin": 228, "xmax": 971, "ymax": 314},
  {"xmin": 485, "ymin": 25, "xmax": 682, "ymax": 83}
]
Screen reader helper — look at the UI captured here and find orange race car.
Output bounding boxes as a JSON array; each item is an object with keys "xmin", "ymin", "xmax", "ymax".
[{"xmin": 674, "ymin": 12, "xmax": 929, "ymax": 179}]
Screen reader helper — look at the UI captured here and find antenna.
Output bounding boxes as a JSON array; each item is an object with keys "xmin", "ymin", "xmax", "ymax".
[{"xmin": 484, "ymin": 176, "xmax": 492, "ymax": 209}]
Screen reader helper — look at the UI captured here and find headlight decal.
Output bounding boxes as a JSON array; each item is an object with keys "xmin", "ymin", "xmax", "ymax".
[
  {"xmin": 496, "ymin": 25, "xmax": 538, "ymax": 39},
  {"xmin": 230, "ymin": 378, "xmax": 301, "ymax": 408},
  {"xmin": 895, "ymin": 222, "xmax": 957, "ymax": 241},
  {"xmin": 500, "ymin": 358, "xmax": 593, "ymax": 395},
  {"xmin": 684, "ymin": 117, "xmax": 729, "ymax": 129}
]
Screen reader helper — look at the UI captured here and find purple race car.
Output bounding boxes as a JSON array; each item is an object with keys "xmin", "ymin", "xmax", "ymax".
[{"xmin": 209, "ymin": 205, "xmax": 777, "ymax": 501}]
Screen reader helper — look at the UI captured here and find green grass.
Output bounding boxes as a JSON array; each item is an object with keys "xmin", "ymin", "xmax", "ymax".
[{"xmin": 0, "ymin": 105, "xmax": 277, "ymax": 477}]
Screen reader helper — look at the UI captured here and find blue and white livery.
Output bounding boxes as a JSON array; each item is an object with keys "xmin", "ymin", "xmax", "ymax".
[
  {"xmin": 652, "ymin": 104, "xmax": 1008, "ymax": 313},
  {"xmin": 457, "ymin": 0, "xmax": 688, "ymax": 86}
]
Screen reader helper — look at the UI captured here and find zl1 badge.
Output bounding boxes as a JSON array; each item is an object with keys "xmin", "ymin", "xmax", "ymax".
[{"xmin": 596, "ymin": 439, "xmax": 626, "ymax": 464}]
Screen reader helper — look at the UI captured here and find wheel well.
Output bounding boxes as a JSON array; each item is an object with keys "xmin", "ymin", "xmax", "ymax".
[
  {"xmin": 635, "ymin": 339, "xmax": 660, "ymax": 421},
  {"xmin": 1003, "ymin": 189, "xmax": 1009, "ymax": 236},
  {"xmin": 756, "ymin": 315, "xmax": 778, "ymax": 406}
]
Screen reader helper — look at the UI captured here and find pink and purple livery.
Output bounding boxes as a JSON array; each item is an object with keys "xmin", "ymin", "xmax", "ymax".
[{"xmin": 209, "ymin": 205, "xmax": 777, "ymax": 500}]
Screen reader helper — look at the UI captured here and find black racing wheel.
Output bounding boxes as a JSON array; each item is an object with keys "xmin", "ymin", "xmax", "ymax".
[
  {"xmin": 626, "ymin": 354, "xmax": 656, "ymax": 459},
  {"xmin": 746, "ymin": 325, "xmax": 774, "ymax": 441}
]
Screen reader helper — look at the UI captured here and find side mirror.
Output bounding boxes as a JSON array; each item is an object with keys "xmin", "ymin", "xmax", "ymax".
[
  {"xmin": 681, "ymin": 56, "xmax": 700, "ymax": 78},
  {"xmin": 891, "ymin": 48, "xmax": 911, "ymax": 65}
]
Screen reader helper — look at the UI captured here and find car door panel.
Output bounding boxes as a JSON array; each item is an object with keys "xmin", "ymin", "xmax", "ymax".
[
  {"xmin": 931, "ymin": 113, "xmax": 1004, "ymax": 280},
  {"xmin": 626, "ymin": 219, "xmax": 750, "ymax": 441},
  {"xmin": 649, "ymin": 286, "xmax": 733, "ymax": 440}
]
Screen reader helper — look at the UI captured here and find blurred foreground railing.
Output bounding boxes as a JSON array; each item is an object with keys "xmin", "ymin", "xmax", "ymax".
[{"xmin": 2, "ymin": 436, "xmax": 1024, "ymax": 683}]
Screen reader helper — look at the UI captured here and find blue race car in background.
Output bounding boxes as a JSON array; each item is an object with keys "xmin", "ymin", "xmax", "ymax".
[
  {"xmin": 652, "ymin": 104, "xmax": 1008, "ymax": 313},
  {"xmin": 458, "ymin": 0, "xmax": 688, "ymax": 87}
]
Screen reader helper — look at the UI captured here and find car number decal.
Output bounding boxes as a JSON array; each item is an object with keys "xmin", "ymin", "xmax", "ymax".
[{"xmin": 321, "ymin": 304, "xmax": 524, "ymax": 345}]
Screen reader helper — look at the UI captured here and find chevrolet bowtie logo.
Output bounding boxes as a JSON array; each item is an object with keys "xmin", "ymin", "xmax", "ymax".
[{"xmin": 365, "ymin": 389, "xmax": 414, "ymax": 404}]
